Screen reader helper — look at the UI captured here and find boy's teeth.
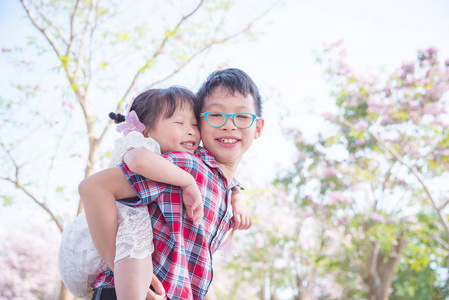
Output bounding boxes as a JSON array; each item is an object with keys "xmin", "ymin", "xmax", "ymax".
[
  {"xmin": 182, "ymin": 142, "xmax": 193, "ymax": 146},
  {"xmin": 219, "ymin": 138, "xmax": 237, "ymax": 143}
]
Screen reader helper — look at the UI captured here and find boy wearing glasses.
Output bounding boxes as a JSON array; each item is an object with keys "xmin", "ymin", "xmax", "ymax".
[{"xmin": 79, "ymin": 68, "xmax": 264, "ymax": 300}]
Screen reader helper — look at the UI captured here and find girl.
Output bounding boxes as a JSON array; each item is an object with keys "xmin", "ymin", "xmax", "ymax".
[{"xmin": 58, "ymin": 86, "xmax": 251, "ymax": 300}]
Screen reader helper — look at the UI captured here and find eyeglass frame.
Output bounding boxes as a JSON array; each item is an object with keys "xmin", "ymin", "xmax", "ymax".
[{"xmin": 199, "ymin": 111, "xmax": 260, "ymax": 129}]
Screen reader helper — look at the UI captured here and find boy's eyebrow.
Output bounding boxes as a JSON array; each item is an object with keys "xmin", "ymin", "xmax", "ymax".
[{"xmin": 206, "ymin": 103, "xmax": 251, "ymax": 111}]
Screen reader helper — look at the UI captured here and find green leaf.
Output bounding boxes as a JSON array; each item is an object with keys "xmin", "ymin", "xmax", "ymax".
[{"xmin": 1, "ymin": 194, "xmax": 13, "ymax": 206}]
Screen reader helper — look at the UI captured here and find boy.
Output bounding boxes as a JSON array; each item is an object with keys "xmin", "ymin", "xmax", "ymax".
[{"xmin": 79, "ymin": 68, "xmax": 264, "ymax": 300}]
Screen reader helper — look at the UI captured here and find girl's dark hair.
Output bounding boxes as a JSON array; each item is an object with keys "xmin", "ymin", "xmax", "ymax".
[
  {"xmin": 109, "ymin": 86, "xmax": 197, "ymax": 133},
  {"xmin": 196, "ymin": 68, "xmax": 263, "ymax": 117}
]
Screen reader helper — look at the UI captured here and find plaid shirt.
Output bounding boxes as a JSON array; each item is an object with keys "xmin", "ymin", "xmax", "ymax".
[{"xmin": 93, "ymin": 147, "xmax": 238, "ymax": 299}]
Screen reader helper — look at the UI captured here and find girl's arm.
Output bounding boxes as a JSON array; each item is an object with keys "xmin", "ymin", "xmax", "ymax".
[
  {"xmin": 79, "ymin": 167, "xmax": 137, "ymax": 270},
  {"xmin": 124, "ymin": 148, "xmax": 203, "ymax": 226},
  {"xmin": 230, "ymin": 187, "xmax": 252, "ymax": 230}
]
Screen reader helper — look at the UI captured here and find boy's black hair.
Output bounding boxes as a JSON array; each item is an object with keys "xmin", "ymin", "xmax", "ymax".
[
  {"xmin": 109, "ymin": 86, "xmax": 197, "ymax": 134},
  {"xmin": 196, "ymin": 68, "xmax": 263, "ymax": 117}
]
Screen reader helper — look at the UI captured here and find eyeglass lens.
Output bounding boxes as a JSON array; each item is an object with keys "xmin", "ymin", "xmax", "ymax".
[{"xmin": 207, "ymin": 112, "xmax": 254, "ymax": 128}]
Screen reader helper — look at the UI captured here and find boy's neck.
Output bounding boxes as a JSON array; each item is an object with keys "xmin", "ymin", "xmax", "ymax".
[{"xmin": 218, "ymin": 162, "xmax": 237, "ymax": 185}]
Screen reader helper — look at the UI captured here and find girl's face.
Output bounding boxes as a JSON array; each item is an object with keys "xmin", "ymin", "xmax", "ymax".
[{"xmin": 147, "ymin": 103, "xmax": 200, "ymax": 154}]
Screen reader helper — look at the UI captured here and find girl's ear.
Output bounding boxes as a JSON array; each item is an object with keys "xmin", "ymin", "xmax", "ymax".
[
  {"xmin": 253, "ymin": 118, "xmax": 264, "ymax": 140},
  {"xmin": 143, "ymin": 127, "xmax": 151, "ymax": 138}
]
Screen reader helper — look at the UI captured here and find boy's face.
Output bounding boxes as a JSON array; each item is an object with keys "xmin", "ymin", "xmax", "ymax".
[
  {"xmin": 199, "ymin": 86, "xmax": 264, "ymax": 167},
  {"xmin": 148, "ymin": 104, "xmax": 200, "ymax": 154}
]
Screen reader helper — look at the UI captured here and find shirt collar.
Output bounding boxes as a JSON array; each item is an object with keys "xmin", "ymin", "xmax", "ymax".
[
  {"xmin": 195, "ymin": 146, "xmax": 244, "ymax": 190},
  {"xmin": 195, "ymin": 146, "xmax": 219, "ymax": 169}
]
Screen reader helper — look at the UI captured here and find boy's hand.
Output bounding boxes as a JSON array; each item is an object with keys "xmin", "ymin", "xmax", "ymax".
[
  {"xmin": 231, "ymin": 195, "xmax": 252, "ymax": 230},
  {"xmin": 146, "ymin": 274, "xmax": 166, "ymax": 300},
  {"xmin": 182, "ymin": 182, "xmax": 203, "ymax": 227}
]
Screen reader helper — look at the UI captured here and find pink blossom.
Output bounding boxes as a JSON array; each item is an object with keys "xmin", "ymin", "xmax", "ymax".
[
  {"xmin": 321, "ymin": 112, "xmax": 335, "ymax": 121},
  {"xmin": 401, "ymin": 62, "xmax": 415, "ymax": 74},
  {"xmin": 305, "ymin": 212, "xmax": 314, "ymax": 218},
  {"xmin": 394, "ymin": 178, "xmax": 405, "ymax": 184},
  {"xmin": 424, "ymin": 102, "xmax": 446, "ymax": 115},
  {"xmin": 324, "ymin": 166, "xmax": 338, "ymax": 177},
  {"xmin": 328, "ymin": 191, "xmax": 353, "ymax": 205},
  {"xmin": 401, "ymin": 215, "xmax": 418, "ymax": 223},
  {"xmin": 370, "ymin": 212, "xmax": 385, "ymax": 223},
  {"xmin": 2, "ymin": 47, "xmax": 10, "ymax": 52},
  {"xmin": 338, "ymin": 218, "xmax": 348, "ymax": 225},
  {"xmin": 311, "ymin": 202, "xmax": 322, "ymax": 210},
  {"xmin": 428, "ymin": 47, "xmax": 438, "ymax": 54},
  {"xmin": 116, "ymin": 110, "xmax": 146, "ymax": 137},
  {"xmin": 356, "ymin": 139, "xmax": 366, "ymax": 146},
  {"xmin": 357, "ymin": 119, "xmax": 369, "ymax": 130}
]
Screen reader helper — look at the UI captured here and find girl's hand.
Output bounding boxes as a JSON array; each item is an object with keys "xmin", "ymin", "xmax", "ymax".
[
  {"xmin": 231, "ymin": 193, "xmax": 252, "ymax": 230},
  {"xmin": 182, "ymin": 182, "xmax": 203, "ymax": 227}
]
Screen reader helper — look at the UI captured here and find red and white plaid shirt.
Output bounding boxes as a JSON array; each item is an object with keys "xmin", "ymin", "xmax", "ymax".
[{"xmin": 93, "ymin": 147, "xmax": 238, "ymax": 299}]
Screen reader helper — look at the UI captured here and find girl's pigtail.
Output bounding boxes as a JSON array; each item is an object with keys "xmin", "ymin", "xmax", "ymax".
[{"xmin": 109, "ymin": 112, "xmax": 126, "ymax": 124}]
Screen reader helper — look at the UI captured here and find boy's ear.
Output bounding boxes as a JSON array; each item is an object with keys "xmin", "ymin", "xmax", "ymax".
[{"xmin": 254, "ymin": 118, "xmax": 264, "ymax": 139}]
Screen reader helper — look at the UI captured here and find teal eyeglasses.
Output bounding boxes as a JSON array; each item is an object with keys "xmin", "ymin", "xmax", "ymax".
[{"xmin": 199, "ymin": 111, "xmax": 259, "ymax": 129}]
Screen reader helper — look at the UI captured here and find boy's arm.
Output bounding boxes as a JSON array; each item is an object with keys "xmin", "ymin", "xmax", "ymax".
[
  {"xmin": 124, "ymin": 148, "xmax": 203, "ymax": 226},
  {"xmin": 230, "ymin": 187, "xmax": 252, "ymax": 230},
  {"xmin": 79, "ymin": 167, "xmax": 137, "ymax": 270}
]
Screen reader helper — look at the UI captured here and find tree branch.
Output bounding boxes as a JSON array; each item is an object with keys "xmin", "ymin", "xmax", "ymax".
[
  {"xmin": 0, "ymin": 143, "xmax": 63, "ymax": 232},
  {"xmin": 29, "ymin": 0, "xmax": 69, "ymax": 46},
  {"xmin": 118, "ymin": 0, "xmax": 206, "ymax": 107},
  {"xmin": 66, "ymin": 0, "xmax": 81, "ymax": 56},
  {"xmin": 19, "ymin": 0, "xmax": 64, "ymax": 57},
  {"xmin": 338, "ymin": 104, "xmax": 449, "ymax": 240}
]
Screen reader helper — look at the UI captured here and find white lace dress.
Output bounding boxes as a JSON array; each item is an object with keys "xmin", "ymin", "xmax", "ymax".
[{"xmin": 58, "ymin": 132, "xmax": 160, "ymax": 299}]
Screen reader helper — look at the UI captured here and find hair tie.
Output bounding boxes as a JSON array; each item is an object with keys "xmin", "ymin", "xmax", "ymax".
[{"xmin": 109, "ymin": 112, "xmax": 126, "ymax": 124}]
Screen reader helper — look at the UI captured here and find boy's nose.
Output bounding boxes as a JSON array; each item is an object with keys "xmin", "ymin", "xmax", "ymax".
[{"xmin": 221, "ymin": 116, "xmax": 237, "ymax": 130}]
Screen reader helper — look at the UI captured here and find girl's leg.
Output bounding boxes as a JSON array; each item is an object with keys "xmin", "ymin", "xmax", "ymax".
[{"xmin": 114, "ymin": 256, "xmax": 153, "ymax": 300}]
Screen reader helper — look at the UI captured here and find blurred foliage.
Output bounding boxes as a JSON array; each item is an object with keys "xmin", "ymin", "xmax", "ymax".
[{"xmin": 215, "ymin": 44, "xmax": 449, "ymax": 299}]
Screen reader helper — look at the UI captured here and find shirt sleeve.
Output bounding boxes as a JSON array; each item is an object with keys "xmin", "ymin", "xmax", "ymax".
[{"xmin": 118, "ymin": 151, "xmax": 201, "ymax": 206}]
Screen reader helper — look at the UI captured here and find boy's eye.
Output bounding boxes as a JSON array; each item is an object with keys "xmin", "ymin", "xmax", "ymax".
[
  {"xmin": 192, "ymin": 123, "xmax": 198, "ymax": 127},
  {"xmin": 175, "ymin": 122, "xmax": 184, "ymax": 125},
  {"xmin": 236, "ymin": 114, "xmax": 250, "ymax": 119},
  {"xmin": 209, "ymin": 113, "xmax": 223, "ymax": 118}
]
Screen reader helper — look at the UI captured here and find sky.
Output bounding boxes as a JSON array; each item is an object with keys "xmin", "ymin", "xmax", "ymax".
[{"xmin": 1, "ymin": 0, "xmax": 449, "ymax": 233}]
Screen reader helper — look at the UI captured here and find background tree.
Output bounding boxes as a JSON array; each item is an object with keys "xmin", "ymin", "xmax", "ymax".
[
  {"xmin": 0, "ymin": 222, "xmax": 60, "ymax": 299},
  {"xmin": 0, "ymin": 0, "xmax": 279, "ymax": 298},
  {"xmin": 281, "ymin": 44, "xmax": 449, "ymax": 299},
  {"xmin": 213, "ymin": 45, "xmax": 449, "ymax": 299}
]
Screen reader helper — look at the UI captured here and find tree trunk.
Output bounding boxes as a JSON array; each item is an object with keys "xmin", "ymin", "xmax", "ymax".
[
  {"xmin": 58, "ymin": 282, "xmax": 74, "ymax": 300},
  {"xmin": 365, "ymin": 238, "xmax": 407, "ymax": 300},
  {"xmin": 295, "ymin": 274, "xmax": 313, "ymax": 300}
]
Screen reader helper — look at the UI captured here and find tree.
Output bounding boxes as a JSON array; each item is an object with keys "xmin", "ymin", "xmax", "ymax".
[
  {"xmin": 278, "ymin": 43, "xmax": 449, "ymax": 299},
  {"xmin": 0, "ymin": 222, "xmax": 60, "ymax": 299},
  {"xmin": 0, "ymin": 0, "xmax": 279, "ymax": 298},
  {"xmin": 213, "ymin": 44, "xmax": 449, "ymax": 300}
]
